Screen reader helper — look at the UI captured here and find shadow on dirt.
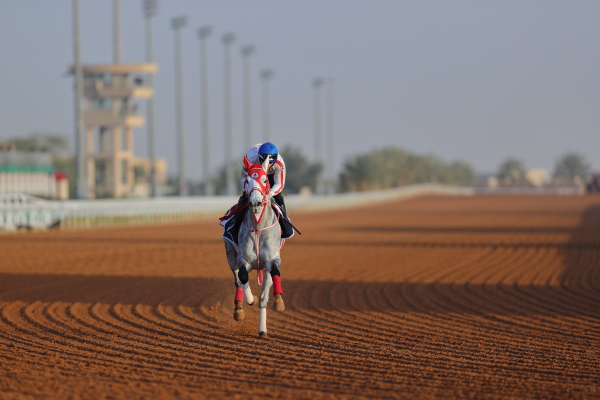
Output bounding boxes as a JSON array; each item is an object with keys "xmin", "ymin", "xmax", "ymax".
[
  {"xmin": 0, "ymin": 236, "xmax": 219, "ymax": 245},
  {"xmin": 350, "ymin": 226, "xmax": 577, "ymax": 234},
  {"xmin": 0, "ymin": 204, "xmax": 597, "ymax": 317},
  {"xmin": 559, "ymin": 203, "xmax": 600, "ymax": 289},
  {"xmin": 5, "ymin": 235, "xmax": 593, "ymax": 249},
  {"xmin": 0, "ymin": 273, "xmax": 597, "ymax": 317}
]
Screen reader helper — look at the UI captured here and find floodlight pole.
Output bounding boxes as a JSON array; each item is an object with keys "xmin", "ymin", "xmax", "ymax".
[
  {"xmin": 172, "ymin": 16, "xmax": 187, "ymax": 196},
  {"xmin": 260, "ymin": 69, "xmax": 274, "ymax": 142},
  {"xmin": 313, "ymin": 77, "xmax": 324, "ymax": 194},
  {"xmin": 222, "ymin": 33, "xmax": 236, "ymax": 196},
  {"xmin": 73, "ymin": 0, "xmax": 88, "ymax": 199},
  {"xmin": 113, "ymin": 0, "xmax": 121, "ymax": 63},
  {"xmin": 198, "ymin": 26, "xmax": 213, "ymax": 195},
  {"xmin": 326, "ymin": 77, "xmax": 335, "ymax": 194},
  {"xmin": 144, "ymin": 0, "xmax": 158, "ymax": 196},
  {"xmin": 241, "ymin": 45, "xmax": 255, "ymax": 152}
]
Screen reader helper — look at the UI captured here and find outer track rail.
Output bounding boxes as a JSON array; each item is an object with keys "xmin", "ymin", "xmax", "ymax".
[{"xmin": 2, "ymin": 184, "xmax": 473, "ymax": 231}]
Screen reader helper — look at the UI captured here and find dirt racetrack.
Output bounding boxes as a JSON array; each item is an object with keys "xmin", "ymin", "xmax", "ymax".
[{"xmin": 0, "ymin": 195, "xmax": 599, "ymax": 399}]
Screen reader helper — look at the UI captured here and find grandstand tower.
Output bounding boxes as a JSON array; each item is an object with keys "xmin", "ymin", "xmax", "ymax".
[{"xmin": 72, "ymin": 64, "xmax": 157, "ymax": 198}]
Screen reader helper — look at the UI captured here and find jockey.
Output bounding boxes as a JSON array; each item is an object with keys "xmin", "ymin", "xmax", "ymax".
[
  {"xmin": 241, "ymin": 142, "xmax": 286, "ymax": 213},
  {"xmin": 230, "ymin": 142, "xmax": 293, "ymax": 238}
]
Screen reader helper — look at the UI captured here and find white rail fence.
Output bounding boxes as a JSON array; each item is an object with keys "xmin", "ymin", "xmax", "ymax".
[
  {"xmin": 0, "ymin": 184, "xmax": 473, "ymax": 231},
  {"xmin": 474, "ymin": 186, "xmax": 584, "ymax": 195}
]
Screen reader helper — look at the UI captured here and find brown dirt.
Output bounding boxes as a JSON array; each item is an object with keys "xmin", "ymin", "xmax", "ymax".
[{"xmin": 0, "ymin": 195, "xmax": 599, "ymax": 399}]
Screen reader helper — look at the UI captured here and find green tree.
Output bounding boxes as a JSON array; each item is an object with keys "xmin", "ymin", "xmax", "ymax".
[
  {"xmin": 279, "ymin": 146, "xmax": 322, "ymax": 194},
  {"xmin": 497, "ymin": 158, "xmax": 529, "ymax": 185},
  {"xmin": 339, "ymin": 147, "xmax": 474, "ymax": 192},
  {"xmin": 340, "ymin": 148, "xmax": 408, "ymax": 191},
  {"xmin": 9, "ymin": 132, "xmax": 69, "ymax": 154},
  {"xmin": 553, "ymin": 152, "xmax": 590, "ymax": 184},
  {"xmin": 213, "ymin": 146, "xmax": 322, "ymax": 195},
  {"xmin": 445, "ymin": 160, "xmax": 475, "ymax": 185},
  {"xmin": 212, "ymin": 161, "xmax": 238, "ymax": 196},
  {"xmin": 133, "ymin": 165, "xmax": 146, "ymax": 183}
]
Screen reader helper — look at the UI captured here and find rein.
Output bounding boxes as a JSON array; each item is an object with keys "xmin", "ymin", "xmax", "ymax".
[
  {"xmin": 242, "ymin": 160, "xmax": 275, "ymax": 285},
  {"xmin": 242, "ymin": 202, "xmax": 278, "ymax": 285}
]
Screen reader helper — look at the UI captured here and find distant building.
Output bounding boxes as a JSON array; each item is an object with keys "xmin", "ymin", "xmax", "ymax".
[
  {"xmin": 131, "ymin": 157, "xmax": 168, "ymax": 197},
  {"xmin": 0, "ymin": 147, "xmax": 68, "ymax": 199},
  {"xmin": 55, "ymin": 171, "xmax": 69, "ymax": 200},
  {"xmin": 475, "ymin": 173, "xmax": 497, "ymax": 187},
  {"xmin": 71, "ymin": 63, "xmax": 159, "ymax": 198},
  {"xmin": 477, "ymin": 170, "xmax": 550, "ymax": 188},
  {"xmin": 487, "ymin": 176, "xmax": 499, "ymax": 188},
  {"xmin": 524, "ymin": 169, "xmax": 549, "ymax": 187}
]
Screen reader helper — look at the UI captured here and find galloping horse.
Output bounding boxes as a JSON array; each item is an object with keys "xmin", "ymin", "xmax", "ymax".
[{"xmin": 223, "ymin": 156, "xmax": 285, "ymax": 337}]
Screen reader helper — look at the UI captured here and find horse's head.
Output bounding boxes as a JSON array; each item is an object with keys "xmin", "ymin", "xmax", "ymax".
[{"xmin": 243, "ymin": 156, "xmax": 271, "ymax": 221}]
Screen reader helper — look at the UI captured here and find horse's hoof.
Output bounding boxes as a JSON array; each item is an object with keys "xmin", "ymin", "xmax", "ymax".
[
  {"xmin": 274, "ymin": 296, "xmax": 285, "ymax": 311},
  {"xmin": 233, "ymin": 308, "xmax": 245, "ymax": 321},
  {"xmin": 233, "ymin": 302, "xmax": 245, "ymax": 321},
  {"xmin": 258, "ymin": 331, "xmax": 269, "ymax": 338},
  {"xmin": 247, "ymin": 295, "xmax": 258, "ymax": 306}
]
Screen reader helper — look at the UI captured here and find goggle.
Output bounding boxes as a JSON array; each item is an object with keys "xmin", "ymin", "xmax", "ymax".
[{"xmin": 259, "ymin": 154, "xmax": 277, "ymax": 164}]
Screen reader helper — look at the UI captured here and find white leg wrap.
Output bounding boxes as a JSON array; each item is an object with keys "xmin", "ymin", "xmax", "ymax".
[
  {"xmin": 243, "ymin": 282, "xmax": 253, "ymax": 304},
  {"xmin": 258, "ymin": 308, "xmax": 267, "ymax": 334}
]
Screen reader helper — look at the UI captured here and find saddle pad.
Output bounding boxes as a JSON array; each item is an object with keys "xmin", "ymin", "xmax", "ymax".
[{"xmin": 222, "ymin": 209, "xmax": 245, "ymax": 248}]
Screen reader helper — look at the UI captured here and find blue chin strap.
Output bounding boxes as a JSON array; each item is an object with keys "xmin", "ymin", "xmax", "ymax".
[{"xmin": 259, "ymin": 154, "xmax": 277, "ymax": 164}]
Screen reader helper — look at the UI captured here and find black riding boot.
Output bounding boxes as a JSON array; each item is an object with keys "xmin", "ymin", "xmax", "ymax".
[
  {"xmin": 273, "ymin": 193, "xmax": 287, "ymax": 216},
  {"xmin": 273, "ymin": 193, "xmax": 293, "ymax": 238},
  {"xmin": 231, "ymin": 194, "xmax": 247, "ymax": 233}
]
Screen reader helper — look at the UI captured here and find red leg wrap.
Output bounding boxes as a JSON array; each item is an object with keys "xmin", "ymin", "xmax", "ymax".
[
  {"xmin": 234, "ymin": 286, "xmax": 243, "ymax": 304},
  {"xmin": 272, "ymin": 275, "xmax": 283, "ymax": 297}
]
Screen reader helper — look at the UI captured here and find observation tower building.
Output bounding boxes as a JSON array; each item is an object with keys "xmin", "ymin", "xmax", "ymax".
[{"xmin": 71, "ymin": 63, "xmax": 157, "ymax": 198}]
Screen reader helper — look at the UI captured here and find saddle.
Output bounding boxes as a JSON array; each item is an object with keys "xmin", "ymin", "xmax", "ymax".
[{"xmin": 220, "ymin": 200, "xmax": 294, "ymax": 247}]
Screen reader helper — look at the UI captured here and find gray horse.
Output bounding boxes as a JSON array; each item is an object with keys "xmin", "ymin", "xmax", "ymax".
[{"xmin": 223, "ymin": 156, "xmax": 284, "ymax": 337}]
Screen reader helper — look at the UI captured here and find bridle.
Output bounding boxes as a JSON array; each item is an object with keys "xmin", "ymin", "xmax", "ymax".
[
  {"xmin": 242, "ymin": 163, "xmax": 277, "ymax": 285},
  {"xmin": 244, "ymin": 165, "xmax": 271, "ymax": 225}
]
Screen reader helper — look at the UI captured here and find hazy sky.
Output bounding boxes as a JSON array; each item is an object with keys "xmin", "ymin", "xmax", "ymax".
[{"xmin": 0, "ymin": 1, "xmax": 598, "ymax": 180}]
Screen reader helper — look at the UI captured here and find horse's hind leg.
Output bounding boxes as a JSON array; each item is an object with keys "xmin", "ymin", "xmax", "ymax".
[
  {"xmin": 267, "ymin": 259, "xmax": 285, "ymax": 311},
  {"xmin": 231, "ymin": 269, "xmax": 246, "ymax": 321},
  {"xmin": 224, "ymin": 241, "xmax": 246, "ymax": 321}
]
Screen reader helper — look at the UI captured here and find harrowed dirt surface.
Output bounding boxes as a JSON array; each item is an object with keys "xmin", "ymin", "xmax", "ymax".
[{"xmin": 0, "ymin": 195, "xmax": 599, "ymax": 399}]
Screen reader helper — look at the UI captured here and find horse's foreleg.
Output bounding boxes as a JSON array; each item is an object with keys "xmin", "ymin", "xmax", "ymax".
[
  {"xmin": 242, "ymin": 282, "xmax": 256, "ymax": 305},
  {"xmin": 237, "ymin": 260, "xmax": 257, "ymax": 306},
  {"xmin": 267, "ymin": 259, "xmax": 285, "ymax": 311},
  {"xmin": 238, "ymin": 262, "xmax": 249, "ymax": 286},
  {"xmin": 258, "ymin": 272, "xmax": 272, "ymax": 337}
]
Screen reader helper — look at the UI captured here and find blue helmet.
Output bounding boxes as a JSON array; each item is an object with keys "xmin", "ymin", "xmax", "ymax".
[{"xmin": 258, "ymin": 142, "xmax": 278, "ymax": 164}]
